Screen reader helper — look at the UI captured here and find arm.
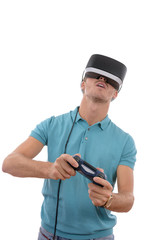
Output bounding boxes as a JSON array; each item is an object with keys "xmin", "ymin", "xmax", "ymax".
[
  {"xmin": 88, "ymin": 165, "xmax": 134, "ymax": 212},
  {"xmin": 2, "ymin": 136, "xmax": 79, "ymax": 179},
  {"xmin": 107, "ymin": 165, "xmax": 134, "ymax": 212},
  {"xmin": 2, "ymin": 136, "xmax": 49, "ymax": 178}
]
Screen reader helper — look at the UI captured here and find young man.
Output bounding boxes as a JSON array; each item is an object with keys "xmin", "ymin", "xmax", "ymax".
[{"xmin": 2, "ymin": 54, "xmax": 137, "ymax": 240}]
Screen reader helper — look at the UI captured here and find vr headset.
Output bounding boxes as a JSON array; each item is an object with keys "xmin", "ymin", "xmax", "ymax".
[
  {"xmin": 83, "ymin": 71, "xmax": 120, "ymax": 91},
  {"xmin": 82, "ymin": 54, "xmax": 127, "ymax": 92}
]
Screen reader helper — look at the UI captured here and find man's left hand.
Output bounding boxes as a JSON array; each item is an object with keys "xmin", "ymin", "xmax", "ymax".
[{"xmin": 88, "ymin": 169, "xmax": 113, "ymax": 207}]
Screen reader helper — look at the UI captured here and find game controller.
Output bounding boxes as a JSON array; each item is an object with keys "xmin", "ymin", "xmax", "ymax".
[{"xmin": 68, "ymin": 155, "xmax": 107, "ymax": 187}]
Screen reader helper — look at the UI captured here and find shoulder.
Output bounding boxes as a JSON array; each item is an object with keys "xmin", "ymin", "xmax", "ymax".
[
  {"xmin": 108, "ymin": 119, "xmax": 129, "ymax": 137},
  {"xmin": 51, "ymin": 107, "xmax": 79, "ymax": 124},
  {"xmin": 47, "ymin": 110, "xmax": 73, "ymax": 128},
  {"xmin": 108, "ymin": 118, "xmax": 136, "ymax": 147},
  {"xmin": 43, "ymin": 109, "xmax": 77, "ymax": 133},
  {"xmin": 42, "ymin": 109, "xmax": 72, "ymax": 125}
]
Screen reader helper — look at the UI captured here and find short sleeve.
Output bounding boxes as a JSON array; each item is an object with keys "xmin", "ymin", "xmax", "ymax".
[
  {"xmin": 30, "ymin": 117, "xmax": 54, "ymax": 146},
  {"xmin": 119, "ymin": 134, "xmax": 137, "ymax": 170}
]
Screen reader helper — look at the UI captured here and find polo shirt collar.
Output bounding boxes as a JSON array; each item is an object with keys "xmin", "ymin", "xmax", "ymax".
[
  {"xmin": 99, "ymin": 115, "xmax": 110, "ymax": 130},
  {"xmin": 71, "ymin": 107, "xmax": 110, "ymax": 130},
  {"xmin": 71, "ymin": 106, "xmax": 82, "ymax": 122}
]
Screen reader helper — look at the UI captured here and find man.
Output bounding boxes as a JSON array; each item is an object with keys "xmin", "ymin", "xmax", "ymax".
[{"xmin": 2, "ymin": 54, "xmax": 137, "ymax": 240}]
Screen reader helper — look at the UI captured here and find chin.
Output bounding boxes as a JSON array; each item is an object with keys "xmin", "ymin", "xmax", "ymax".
[{"xmin": 92, "ymin": 96, "xmax": 108, "ymax": 104}]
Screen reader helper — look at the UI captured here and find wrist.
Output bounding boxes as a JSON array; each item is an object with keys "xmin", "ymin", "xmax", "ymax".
[
  {"xmin": 103, "ymin": 193, "xmax": 114, "ymax": 208},
  {"xmin": 46, "ymin": 162, "xmax": 55, "ymax": 179},
  {"xmin": 33, "ymin": 160, "xmax": 54, "ymax": 179}
]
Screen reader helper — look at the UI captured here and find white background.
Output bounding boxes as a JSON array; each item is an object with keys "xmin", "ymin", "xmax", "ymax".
[{"xmin": 0, "ymin": 0, "xmax": 160, "ymax": 239}]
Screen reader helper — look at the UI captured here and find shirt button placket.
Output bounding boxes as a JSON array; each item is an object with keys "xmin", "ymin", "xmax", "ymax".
[
  {"xmin": 85, "ymin": 128, "xmax": 90, "ymax": 141},
  {"xmin": 80, "ymin": 127, "xmax": 90, "ymax": 158}
]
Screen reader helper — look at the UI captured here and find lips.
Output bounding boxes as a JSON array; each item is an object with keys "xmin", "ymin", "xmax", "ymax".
[{"xmin": 96, "ymin": 82, "xmax": 106, "ymax": 89}]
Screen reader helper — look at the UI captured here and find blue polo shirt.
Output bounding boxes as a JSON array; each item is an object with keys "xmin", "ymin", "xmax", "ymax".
[{"xmin": 30, "ymin": 107, "xmax": 137, "ymax": 239}]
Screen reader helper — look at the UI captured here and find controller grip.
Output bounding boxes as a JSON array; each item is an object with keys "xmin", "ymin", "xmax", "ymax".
[{"xmin": 70, "ymin": 155, "xmax": 107, "ymax": 187}]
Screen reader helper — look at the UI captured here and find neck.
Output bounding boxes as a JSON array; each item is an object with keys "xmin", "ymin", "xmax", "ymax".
[{"xmin": 79, "ymin": 97, "xmax": 110, "ymax": 126}]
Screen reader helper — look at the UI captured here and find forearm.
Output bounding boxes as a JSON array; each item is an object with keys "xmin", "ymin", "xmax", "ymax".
[
  {"xmin": 2, "ymin": 153, "xmax": 52, "ymax": 178},
  {"xmin": 105, "ymin": 192, "xmax": 134, "ymax": 212}
]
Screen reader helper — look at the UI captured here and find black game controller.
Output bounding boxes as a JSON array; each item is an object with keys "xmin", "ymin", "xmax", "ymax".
[{"xmin": 68, "ymin": 155, "xmax": 107, "ymax": 187}]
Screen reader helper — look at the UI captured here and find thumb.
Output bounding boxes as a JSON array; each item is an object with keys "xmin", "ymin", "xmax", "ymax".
[
  {"xmin": 96, "ymin": 167, "xmax": 104, "ymax": 173},
  {"xmin": 75, "ymin": 153, "xmax": 81, "ymax": 158}
]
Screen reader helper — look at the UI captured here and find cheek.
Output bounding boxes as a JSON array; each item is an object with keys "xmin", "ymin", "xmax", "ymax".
[
  {"xmin": 108, "ymin": 86, "xmax": 117, "ymax": 95},
  {"xmin": 113, "ymin": 90, "xmax": 118, "ymax": 98},
  {"xmin": 83, "ymin": 83, "xmax": 91, "ymax": 93}
]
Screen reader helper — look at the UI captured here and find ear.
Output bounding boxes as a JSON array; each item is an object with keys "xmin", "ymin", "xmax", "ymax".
[
  {"xmin": 81, "ymin": 80, "xmax": 85, "ymax": 92},
  {"xmin": 112, "ymin": 90, "xmax": 118, "ymax": 101}
]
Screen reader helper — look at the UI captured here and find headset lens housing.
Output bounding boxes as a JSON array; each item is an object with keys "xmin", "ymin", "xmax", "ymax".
[{"xmin": 84, "ymin": 72, "xmax": 120, "ymax": 91}]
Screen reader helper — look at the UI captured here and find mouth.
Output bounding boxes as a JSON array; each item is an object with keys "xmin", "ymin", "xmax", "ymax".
[{"xmin": 96, "ymin": 82, "xmax": 106, "ymax": 89}]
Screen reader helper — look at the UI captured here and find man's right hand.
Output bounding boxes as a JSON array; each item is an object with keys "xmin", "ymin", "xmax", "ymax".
[
  {"xmin": 48, "ymin": 154, "xmax": 80, "ymax": 180},
  {"xmin": 2, "ymin": 136, "xmax": 80, "ymax": 180}
]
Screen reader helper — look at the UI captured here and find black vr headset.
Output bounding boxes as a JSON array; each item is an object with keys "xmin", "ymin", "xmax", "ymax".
[{"xmin": 82, "ymin": 54, "xmax": 127, "ymax": 92}]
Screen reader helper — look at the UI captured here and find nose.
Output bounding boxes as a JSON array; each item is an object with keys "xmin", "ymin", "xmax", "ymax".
[
  {"xmin": 98, "ymin": 76, "xmax": 108, "ymax": 86},
  {"xmin": 99, "ymin": 76, "xmax": 106, "ymax": 81}
]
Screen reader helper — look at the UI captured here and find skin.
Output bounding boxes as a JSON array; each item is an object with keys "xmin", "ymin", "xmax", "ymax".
[{"xmin": 2, "ymin": 76, "xmax": 134, "ymax": 212}]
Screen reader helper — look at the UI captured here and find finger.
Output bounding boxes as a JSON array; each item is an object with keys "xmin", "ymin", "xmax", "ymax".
[
  {"xmin": 54, "ymin": 156, "xmax": 76, "ymax": 179},
  {"xmin": 54, "ymin": 161, "xmax": 74, "ymax": 179},
  {"xmin": 88, "ymin": 189, "xmax": 107, "ymax": 203},
  {"xmin": 62, "ymin": 154, "xmax": 79, "ymax": 168},
  {"xmin": 96, "ymin": 167, "xmax": 104, "ymax": 173},
  {"xmin": 75, "ymin": 153, "xmax": 81, "ymax": 158},
  {"xmin": 88, "ymin": 186, "xmax": 110, "ymax": 199},
  {"xmin": 57, "ymin": 171, "xmax": 70, "ymax": 181},
  {"xmin": 53, "ymin": 165, "xmax": 71, "ymax": 180},
  {"xmin": 93, "ymin": 177, "xmax": 113, "ymax": 191},
  {"xmin": 88, "ymin": 188, "xmax": 105, "ymax": 199},
  {"xmin": 60, "ymin": 160, "xmax": 77, "ymax": 177},
  {"xmin": 88, "ymin": 183, "xmax": 107, "ymax": 196},
  {"xmin": 91, "ymin": 199, "xmax": 106, "ymax": 207}
]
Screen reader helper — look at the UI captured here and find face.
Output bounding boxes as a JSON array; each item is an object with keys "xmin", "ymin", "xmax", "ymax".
[{"xmin": 81, "ymin": 77, "xmax": 118, "ymax": 103}]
